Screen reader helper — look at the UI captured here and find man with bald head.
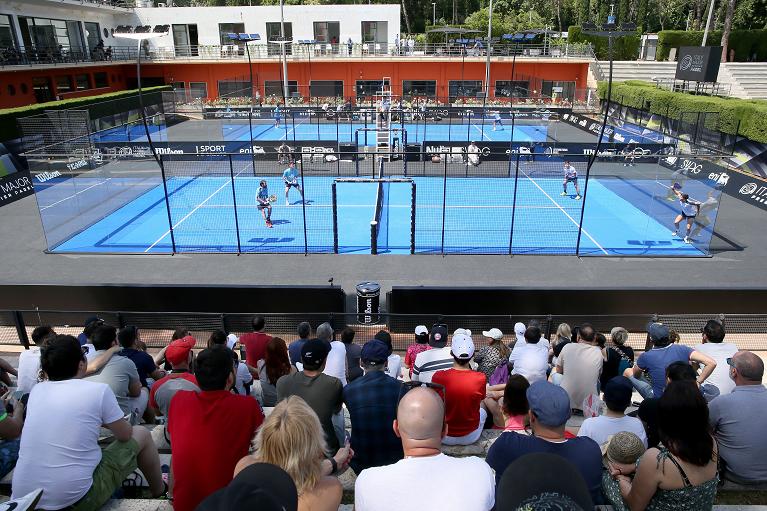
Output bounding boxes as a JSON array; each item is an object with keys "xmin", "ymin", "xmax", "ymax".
[
  {"xmin": 354, "ymin": 386, "xmax": 495, "ymax": 510},
  {"xmin": 709, "ymin": 350, "xmax": 767, "ymax": 483}
]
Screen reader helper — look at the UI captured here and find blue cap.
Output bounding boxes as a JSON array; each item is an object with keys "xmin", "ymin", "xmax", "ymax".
[
  {"xmin": 361, "ymin": 339, "xmax": 389, "ymax": 365},
  {"xmin": 526, "ymin": 381, "xmax": 571, "ymax": 427},
  {"xmin": 647, "ymin": 322, "xmax": 670, "ymax": 342}
]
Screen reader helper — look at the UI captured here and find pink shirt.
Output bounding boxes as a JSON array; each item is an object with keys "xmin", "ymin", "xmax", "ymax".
[{"xmin": 405, "ymin": 344, "xmax": 431, "ymax": 377}]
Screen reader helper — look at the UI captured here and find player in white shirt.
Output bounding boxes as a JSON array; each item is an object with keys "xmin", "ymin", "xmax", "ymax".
[
  {"xmin": 671, "ymin": 185, "xmax": 700, "ymax": 244},
  {"xmin": 467, "ymin": 141, "xmax": 480, "ymax": 166},
  {"xmin": 560, "ymin": 161, "xmax": 581, "ymax": 199}
]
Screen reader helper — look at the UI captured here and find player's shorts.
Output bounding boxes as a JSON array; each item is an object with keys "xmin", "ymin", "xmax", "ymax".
[
  {"xmin": 257, "ymin": 202, "xmax": 270, "ymax": 210},
  {"xmin": 564, "ymin": 176, "xmax": 578, "ymax": 183},
  {"xmin": 285, "ymin": 182, "xmax": 300, "ymax": 189},
  {"xmin": 681, "ymin": 212, "xmax": 696, "ymax": 219}
]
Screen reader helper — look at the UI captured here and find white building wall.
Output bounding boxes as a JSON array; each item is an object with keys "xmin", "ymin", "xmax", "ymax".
[{"xmin": 133, "ymin": 4, "xmax": 400, "ymax": 48}]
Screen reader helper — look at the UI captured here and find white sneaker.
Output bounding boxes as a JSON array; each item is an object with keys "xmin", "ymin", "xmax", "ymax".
[
  {"xmin": 575, "ymin": 195, "xmax": 582, "ymax": 200},
  {"xmin": 672, "ymin": 231, "xmax": 679, "ymax": 237},
  {"xmin": 560, "ymin": 191, "xmax": 567, "ymax": 196},
  {"xmin": 684, "ymin": 237, "xmax": 692, "ymax": 244},
  {"xmin": 285, "ymin": 200, "xmax": 290, "ymax": 206}
]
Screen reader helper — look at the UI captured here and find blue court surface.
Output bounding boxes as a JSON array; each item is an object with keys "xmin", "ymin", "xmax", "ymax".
[{"xmin": 42, "ymin": 172, "xmax": 709, "ymax": 256}]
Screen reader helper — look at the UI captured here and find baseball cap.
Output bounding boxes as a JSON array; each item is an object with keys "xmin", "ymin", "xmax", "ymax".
[
  {"xmin": 429, "ymin": 325, "xmax": 448, "ymax": 348},
  {"xmin": 495, "ymin": 452, "xmax": 592, "ymax": 511},
  {"xmin": 414, "ymin": 325, "xmax": 429, "ymax": 336},
  {"xmin": 301, "ymin": 338, "xmax": 331, "ymax": 365},
  {"xmin": 84, "ymin": 316, "xmax": 104, "ymax": 328},
  {"xmin": 647, "ymin": 322, "xmax": 670, "ymax": 342},
  {"xmin": 603, "ymin": 376, "xmax": 633, "ymax": 411},
  {"xmin": 226, "ymin": 334, "xmax": 238, "ymax": 350},
  {"xmin": 482, "ymin": 328, "xmax": 504, "ymax": 341},
  {"xmin": 514, "ymin": 322, "xmax": 526, "ymax": 341},
  {"xmin": 361, "ymin": 339, "xmax": 389, "ymax": 365},
  {"xmin": 165, "ymin": 335, "xmax": 196, "ymax": 366},
  {"xmin": 527, "ymin": 380, "xmax": 571, "ymax": 427},
  {"xmin": 450, "ymin": 333, "xmax": 475, "ymax": 360},
  {"xmin": 453, "ymin": 328, "xmax": 472, "ymax": 337},
  {"xmin": 197, "ymin": 463, "xmax": 297, "ymax": 511}
]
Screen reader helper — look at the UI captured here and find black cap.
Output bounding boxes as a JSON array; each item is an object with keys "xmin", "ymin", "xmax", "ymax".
[
  {"xmin": 196, "ymin": 463, "xmax": 297, "ymax": 511},
  {"xmin": 429, "ymin": 325, "xmax": 448, "ymax": 348},
  {"xmin": 301, "ymin": 338, "xmax": 331, "ymax": 365},
  {"xmin": 496, "ymin": 452, "xmax": 592, "ymax": 511}
]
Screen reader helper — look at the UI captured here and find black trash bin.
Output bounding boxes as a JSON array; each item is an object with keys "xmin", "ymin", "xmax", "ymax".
[{"xmin": 356, "ymin": 281, "xmax": 381, "ymax": 324}]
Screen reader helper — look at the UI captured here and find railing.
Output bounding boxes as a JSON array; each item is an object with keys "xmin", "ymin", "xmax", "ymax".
[
  {"xmin": 0, "ymin": 45, "xmax": 138, "ymax": 67},
  {"xmin": 2, "ymin": 309, "xmax": 766, "ymax": 352}
]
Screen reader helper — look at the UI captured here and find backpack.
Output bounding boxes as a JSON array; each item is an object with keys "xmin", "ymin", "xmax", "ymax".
[
  {"xmin": 611, "ymin": 346, "xmax": 634, "ymax": 376},
  {"xmin": 489, "ymin": 359, "xmax": 510, "ymax": 386}
]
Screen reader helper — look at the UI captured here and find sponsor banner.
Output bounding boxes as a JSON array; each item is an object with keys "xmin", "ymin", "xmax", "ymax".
[
  {"xmin": 0, "ymin": 170, "xmax": 34, "ymax": 207},
  {"xmin": 423, "ymin": 141, "xmax": 673, "ymax": 161},
  {"xmin": 93, "ymin": 140, "xmax": 338, "ymax": 159},
  {"xmin": 659, "ymin": 155, "xmax": 767, "ymax": 211},
  {"xmin": 676, "ymin": 46, "xmax": 722, "ymax": 83},
  {"xmin": 560, "ymin": 111, "xmax": 666, "ymax": 144}
]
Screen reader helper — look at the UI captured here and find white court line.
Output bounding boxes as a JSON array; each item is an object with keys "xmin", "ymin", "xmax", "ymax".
[
  {"xmin": 471, "ymin": 123, "xmax": 492, "ymax": 142},
  {"xmin": 40, "ymin": 178, "xmax": 112, "ymax": 211},
  {"xmin": 194, "ymin": 204, "xmax": 563, "ymax": 209},
  {"xmin": 144, "ymin": 176, "xmax": 237, "ymax": 253},
  {"xmin": 518, "ymin": 168, "xmax": 609, "ymax": 255}
]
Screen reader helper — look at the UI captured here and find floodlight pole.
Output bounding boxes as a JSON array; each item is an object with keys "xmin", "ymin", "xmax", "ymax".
[
  {"xmin": 702, "ymin": 0, "xmax": 716, "ymax": 46},
  {"xmin": 280, "ymin": 0, "xmax": 289, "ymax": 101},
  {"xmin": 485, "ymin": 0, "xmax": 493, "ymax": 100}
]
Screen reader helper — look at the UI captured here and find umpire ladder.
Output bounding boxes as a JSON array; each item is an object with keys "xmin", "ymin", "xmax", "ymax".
[{"xmin": 374, "ymin": 78, "xmax": 393, "ymax": 161}]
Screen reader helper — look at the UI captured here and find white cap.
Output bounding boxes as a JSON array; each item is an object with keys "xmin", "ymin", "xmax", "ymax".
[
  {"xmin": 514, "ymin": 322, "xmax": 526, "ymax": 341},
  {"xmin": 453, "ymin": 328, "xmax": 472, "ymax": 337},
  {"xmin": 450, "ymin": 333, "xmax": 475, "ymax": 360},
  {"xmin": 482, "ymin": 328, "xmax": 504, "ymax": 341},
  {"xmin": 415, "ymin": 325, "xmax": 429, "ymax": 336},
  {"xmin": 226, "ymin": 334, "xmax": 238, "ymax": 350}
]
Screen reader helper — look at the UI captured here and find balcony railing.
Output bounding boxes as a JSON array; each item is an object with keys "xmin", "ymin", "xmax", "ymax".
[{"xmin": 1, "ymin": 42, "xmax": 594, "ymax": 67}]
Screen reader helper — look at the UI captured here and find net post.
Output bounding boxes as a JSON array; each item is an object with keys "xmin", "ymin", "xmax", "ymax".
[
  {"xmin": 332, "ymin": 181, "xmax": 339, "ymax": 254},
  {"xmin": 355, "ymin": 130, "xmax": 360, "ymax": 177},
  {"xmin": 228, "ymin": 155, "xmax": 243, "ymax": 254},
  {"xmin": 508, "ymin": 152, "xmax": 521, "ymax": 256},
  {"xmin": 441, "ymin": 155, "xmax": 447, "ymax": 256},
  {"xmin": 410, "ymin": 181, "xmax": 416, "ymax": 254},
  {"xmin": 158, "ymin": 154, "xmax": 177, "ymax": 254},
  {"xmin": 370, "ymin": 221, "xmax": 378, "ymax": 255},
  {"xmin": 300, "ymin": 157, "xmax": 308, "ymax": 256}
]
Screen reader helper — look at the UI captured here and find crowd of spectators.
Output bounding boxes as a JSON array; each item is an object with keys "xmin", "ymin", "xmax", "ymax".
[{"xmin": 0, "ymin": 315, "xmax": 763, "ymax": 511}]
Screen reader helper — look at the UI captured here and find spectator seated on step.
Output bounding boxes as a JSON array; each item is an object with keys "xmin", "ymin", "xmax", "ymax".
[
  {"xmin": 577, "ymin": 376, "xmax": 647, "ymax": 449},
  {"xmin": 148, "ymin": 335, "xmax": 199, "ymax": 419}
]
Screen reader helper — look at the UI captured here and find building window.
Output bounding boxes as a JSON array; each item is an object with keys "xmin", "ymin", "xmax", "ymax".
[
  {"xmin": 313, "ymin": 21, "xmax": 339, "ymax": 44},
  {"xmin": 449, "ymin": 80, "xmax": 483, "ymax": 98},
  {"xmin": 310, "ymin": 80, "xmax": 343, "ymax": 98},
  {"xmin": 173, "ymin": 24, "xmax": 199, "ymax": 57},
  {"xmin": 94, "ymin": 72, "xmax": 108, "ymax": 88},
  {"xmin": 218, "ymin": 22, "xmax": 244, "ymax": 47},
  {"xmin": 55, "ymin": 75, "xmax": 73, "ymax": 94},
  {"xmin": 0, "ymin": 15, "xmax": 17, "ymax": 51},
  {"xmin": 541, "ymin": 80, "xmax": 575, "ymax": 101},
  {"xmin": 83, "ymin": 22, "xmax": 101, "ymax": 53},
  {"xmin": 32, "ymin": 77, "xmax": 53, "ymax": 103},
  {"xmin": 264, "ymin": 80, "xmax": 298, "ymax": 97},
  {"xmin": 361, "ymin": 21, "xmax": 387, "ymax": 44},
  {"xmin": 494, "ymin": 80, "xmax": 530, "ymax": 98},
  {"xmin": 190, "ymin": 82, "xmax": 207, "ymax": 100},
  {"xmin": 7, "ymin": 84, "xmax": 15, "ymax": 96},
  {"xmin": 266, "ymin": 22, "xmax": 293, "ymax": 56},
  {"xmin": 20, "ymin": 83, "xmax": 29, "ymax": 94},
  {"xmin": 75, "ymin": 74, "xmax": 90, "ymax": 90},
  {"xmin": 403, "ymin": 80, "xmax": 436, "ymax": 98},
  {"xmin": 356, "ymin": 79, "xmax": 390, "ymax": 98},
  {"xmin": 218, "ymin": 80, "xmax": 251, "ymax": 98}
]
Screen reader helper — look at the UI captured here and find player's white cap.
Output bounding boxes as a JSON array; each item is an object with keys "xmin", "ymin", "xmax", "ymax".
[
  {"xmin": 414, "ymin": 325, "xmax": 429, "ymax": 336},
  {"xmin": 226, "ymin": 334, "xmax": 238, "ymax": 350}
]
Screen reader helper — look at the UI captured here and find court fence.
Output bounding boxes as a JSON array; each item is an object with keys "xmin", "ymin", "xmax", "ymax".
[
  {"xmin": 26, "ymin": 147, "xmax": 729, "ymax": 257},
  {"xmin": 2, "ymin": 309, "xmax": 766, "ymax": 353}
]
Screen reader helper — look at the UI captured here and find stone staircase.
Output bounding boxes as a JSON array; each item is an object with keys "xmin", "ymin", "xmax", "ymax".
[
  {"xmin": 594, "ymin": 60, "xmax": 678, "ymax": 83},
  {"xmin": 719, "ymin": 63, "xmax": 767, "ymax": 99}
]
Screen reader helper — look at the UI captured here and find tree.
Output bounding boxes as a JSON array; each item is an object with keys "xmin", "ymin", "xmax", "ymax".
[{"xmin": 720, "ymin": 0, "xmax": 737, "ymax": 60}]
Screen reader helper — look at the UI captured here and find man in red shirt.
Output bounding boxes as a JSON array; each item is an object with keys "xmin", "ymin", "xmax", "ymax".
[
  {"xmin": 148, "ymin": 335, "xmax": 199, "ymax": 419},
  {"xmin": 432, "ymin": 331, "xmax": 487, "ymax": 446},
  {"xmin": 168, "ymin": 345, "xmax": 264, "ymax": 511},
  {"xmin": 239, "ymin": 316, "xmax": 271, "ymax": 377}
]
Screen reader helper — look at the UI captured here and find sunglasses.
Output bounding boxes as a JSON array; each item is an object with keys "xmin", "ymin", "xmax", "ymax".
[
  {"xmin": 81, "ymin": 345, "xmax": 90, "ymax": 355},
  {"xmin": 726, "ymin": 357, "xmax": 737, "ymax": 369}
]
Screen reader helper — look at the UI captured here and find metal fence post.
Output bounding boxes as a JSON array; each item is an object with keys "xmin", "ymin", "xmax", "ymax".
[
  {"xmin": 332, "ymin": 181, "xmax": 339, "ymax": 254},
  {"xmin": 410, "ymin": 181, "xmax": 417, "ymax": 254},
  {"xmin": 229, "ymin": 155, "xmax": 243, "ymax": 254},
  {"xmin": 300, "ymin": 155, "xmax": 309, "ymax": 255},
  {"xmin": 508, "ymin": 153, "xmax": 521, "ymax": 255},
  {"xmin": 158, "ymin": 154, "xmax": 177, "ymax": 253},
  {"xmin": 13, "ymin": 311, "xmax": 29, "ymax": 349},
  {"xmin": 441, "ymin": 156, "xmax": 448, "ymax": 256}
]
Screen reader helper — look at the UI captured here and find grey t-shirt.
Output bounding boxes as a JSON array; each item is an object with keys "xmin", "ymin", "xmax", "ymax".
[
  {"xmin": 84, "ymin": 351, "xmax": 140, "ymax": 415},
  {"xmin": 276, "ymin": 371, "xmax": 343, "ymax": 451},
  {"xmin": 154, "ymin": 377, "xmax": 200, "ymax": 418},
  {"xmin": 709, "ymin": 385, "xmax": 767, "ymax": 483}
]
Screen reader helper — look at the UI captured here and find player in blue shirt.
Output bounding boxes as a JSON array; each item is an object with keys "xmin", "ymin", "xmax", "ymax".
[
  {"xmin": 282, "ymin": 161, "xmax": 304, "ymax": 206},
  {"xmin": 274, "ymin": 105, "xmax": 281, "ymax": 127},
  {"xmin": 672, "ymin": 185, "xmax": 700, "ymax": 243},
  {"xmin": 492, "ymin": 111, "xmax": 503, "ymax": 131},
  {"xmin": 256, "ymin": 179, "xmax": 273, "ymax": 228},
  {"xmin": 560, "ymin": 161, "xmax": 581, "ymax": 200}
]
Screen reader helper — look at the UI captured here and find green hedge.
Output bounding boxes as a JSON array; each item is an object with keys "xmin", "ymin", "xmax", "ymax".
[
  {"xmin": 0, "ymin": 86, "xmax": 172, "ymax": 142},
  {"xmin": 656, "ymin": 29, "xmax": 767, "ymax": 62},
  {"xmin": 567, "ymin": 26, "xmax": 641, "ymax": 61},
  {"xmin": 597, "ymin": 80, "xmax": 767, "ymax": 143}
]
